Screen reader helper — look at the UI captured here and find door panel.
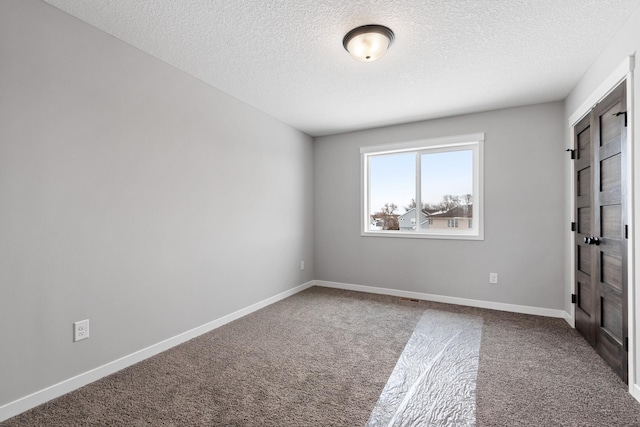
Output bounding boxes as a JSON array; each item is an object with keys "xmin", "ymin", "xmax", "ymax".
[
  {"xmin": 601, "ymin": 252, "xmax": 622, "ymax": 291},
  {"xmin": 574, "ymin": 81, "xmax": 627, "ymax": 383},
  {"xmin": 578, "ymin": 246, "xmax": 591, "ymax": 275},
  {"xmin": 601, "ymin": 205, "xmax": 621, "ymax": 237},
  {"xmin": 601, "ymin": 293, "xmax": 623, "ymax": 340},
  {"xmin": 601, "ymin": 103, "xmax": 623, "ymax": 146},
  {"xmin": 577, "ymin": 280, "xmax": 593, "ymax": 317},
  {"xmin": 577, "ymin": 207, "xmax": 590, "ymax": 234},
  {"xmin": 600, "ymin": 154, "xmax": 621, "ymax": 200},
  {"xmin": 578, "ymin": 169, "xmax": 590, "ymax": 196}
]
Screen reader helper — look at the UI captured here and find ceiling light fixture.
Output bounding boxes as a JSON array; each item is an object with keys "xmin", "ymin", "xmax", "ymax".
[{"xmin": 343, "ymin": 24, "xmax": 395, "ymax": 62}]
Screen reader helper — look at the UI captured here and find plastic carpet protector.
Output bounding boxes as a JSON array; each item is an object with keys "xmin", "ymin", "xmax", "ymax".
[{"xmin": 367, "ymin": 310, "xmax": 483, "ymax": 427}]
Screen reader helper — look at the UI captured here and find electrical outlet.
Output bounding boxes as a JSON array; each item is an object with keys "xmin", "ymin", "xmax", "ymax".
[
  {"xmin": 300, "ymin": 260, "xmax": 305, "ymax": 270},
  {"xmin": 489, "ymin": 273, "xmax": 498, "ymax": 284},
  {"xmin": 74, "ymin": 319, "xmax": 90, "ymax": 342}
]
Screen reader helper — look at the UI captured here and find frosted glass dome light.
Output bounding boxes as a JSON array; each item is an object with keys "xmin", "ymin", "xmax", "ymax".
[{"xmin": 343, "ymin": 25, "xmax": 395, "ymax": 62}]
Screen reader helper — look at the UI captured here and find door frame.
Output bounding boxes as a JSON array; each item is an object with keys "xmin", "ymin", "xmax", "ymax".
[{"xmin": 568, "ymin": 55, "xmax": 635, "ymax": 397}]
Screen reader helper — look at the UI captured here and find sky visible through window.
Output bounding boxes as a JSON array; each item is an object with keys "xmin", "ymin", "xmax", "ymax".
[{"xmin": 369, "ymin": 149, "xmax": 473, "ymax": 214}]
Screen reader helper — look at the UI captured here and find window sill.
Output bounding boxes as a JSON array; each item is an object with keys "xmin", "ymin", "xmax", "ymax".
[{"xmin": 361, "ymin": 230, "xmax": 484, "ymax": 241}]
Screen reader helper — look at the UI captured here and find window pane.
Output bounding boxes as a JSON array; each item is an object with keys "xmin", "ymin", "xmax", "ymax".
[
  {"xmin": 421, "ymin": 150, "xmax": 473, "ymax": 230},
  {"xmin": 369, "ymin": 152, "xmax": 416, "ymax": 231}
]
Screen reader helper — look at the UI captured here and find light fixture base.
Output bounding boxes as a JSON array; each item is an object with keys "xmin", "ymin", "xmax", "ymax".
[{"xmin": 343, "ymin": 24, "xmax": 395, "ymax": 62}]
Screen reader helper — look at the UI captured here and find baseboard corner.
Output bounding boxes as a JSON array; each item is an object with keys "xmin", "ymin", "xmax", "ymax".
[
  {"xmin": 633, "ymin": 384, "xmax": 640, "ymax": 404},
  {"xmin": 563, "ymin": 311, "xmax": 575, "ymax": 328}
]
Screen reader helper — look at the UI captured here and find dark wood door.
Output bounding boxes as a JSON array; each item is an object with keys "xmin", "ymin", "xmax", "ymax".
[
  {"xmin": 574, "ymin": 113, "xmax": 595, "ymax": 346},
  {"xmin": 574, "ymin": 81, "xmax": 628, "ymax": 383}
]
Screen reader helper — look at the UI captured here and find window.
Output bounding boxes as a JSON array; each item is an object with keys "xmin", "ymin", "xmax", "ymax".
[{"xmin": 361, "ymin": 133, "xmax": 484, "ymax": 240}]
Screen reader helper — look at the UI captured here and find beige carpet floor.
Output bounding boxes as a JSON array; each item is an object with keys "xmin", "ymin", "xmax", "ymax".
[{"xmin": 3, "ymin": 286, "xmax": 640, "ymax": 426}]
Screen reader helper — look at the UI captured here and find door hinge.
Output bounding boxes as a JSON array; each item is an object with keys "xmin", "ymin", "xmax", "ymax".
[
  {"xmin": 571, "ymin": 222, "xmax": 576, "ymax": 232},
  {"xmin": 571, "ymin": 293, "xmax": 576, "ymax": 304},
  {"xmin": 615, "ymin": 111, "xmax": 628, "ymax": 127},
  {"xmin": 625, "ymin": 224, "xmax": 629, "ymax": 239},
  {"xmin": 566, "ymin": 149, "xmax": 576, "ymax": 159},
  {"xmin": 625, "ymin": 337, "xmax": 629, "ymax": 352}
]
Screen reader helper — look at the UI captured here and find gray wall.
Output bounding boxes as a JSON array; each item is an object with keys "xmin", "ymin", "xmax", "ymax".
[
  {"xmin": 563, "ymin": 4, "xmax": 640, "ymax": 389},
  {"xmin": 314, "ymin": 102, "xmax": 565, "ymax": 309},
  {"xmin": 0, "ymin": 0, "xmax": 314, "ymax": 406}
]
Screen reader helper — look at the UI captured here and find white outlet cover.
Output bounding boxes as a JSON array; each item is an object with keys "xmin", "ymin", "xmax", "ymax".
[
  {"xmin": 489, "ymin": 273, "xmax": 498, "ymax": 284},
  {"xmin": 74, "ymin": 319, "xmax": 90, "ymax": 342}
]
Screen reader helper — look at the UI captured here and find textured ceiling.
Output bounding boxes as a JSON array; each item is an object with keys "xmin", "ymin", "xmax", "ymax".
[{"xmin": 43, "ymin": 0, "xmax": 640, "ymax": 136}]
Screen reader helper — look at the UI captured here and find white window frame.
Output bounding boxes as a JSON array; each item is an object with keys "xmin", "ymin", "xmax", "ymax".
[{"xmin": 361, "ymin": 132, "xmax": 484, "ymax": 240}]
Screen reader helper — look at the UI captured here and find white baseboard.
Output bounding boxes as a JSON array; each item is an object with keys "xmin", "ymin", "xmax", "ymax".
[
  {"xmin": 0, "ymin": 281, "xmax": 314, "ymax": 423},
  {"xmin": 314, "ymin": 280, "xmax": 566, "ymax": 318},
  {"xmin": 563, "ymin": 311, "xmax": 575, "ymax": 328},
  {"xmin": 633, "ymin": 385, "xmax": 640, "ymax": 404}
]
